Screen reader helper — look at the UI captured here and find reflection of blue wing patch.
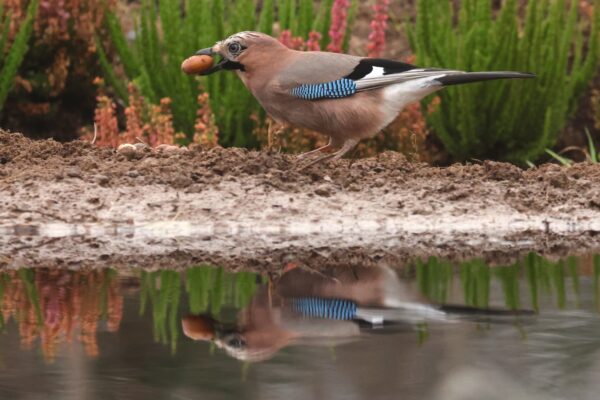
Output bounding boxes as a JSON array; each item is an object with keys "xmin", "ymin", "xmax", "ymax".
[
  {"xmin": 289, "ymin": 297, "xmax": 357, "ymax": 320},
  {"xmin": 290, "ymin": 79, "xmax": 357, "ymax": 100}
]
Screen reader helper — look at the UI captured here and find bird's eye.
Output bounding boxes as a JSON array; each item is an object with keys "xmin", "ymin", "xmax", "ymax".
[
  {"xmin": 228, "ymin": 42, "xmax": 242, "ymax": 54},
  {"xmin": 226, "ymin": 335, "xmax": 246, "ymax": 348}
]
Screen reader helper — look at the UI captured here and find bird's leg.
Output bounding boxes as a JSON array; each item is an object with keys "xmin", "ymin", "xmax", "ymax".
[
  {"xmin": 298, "ymin": 138, "xmax": 359, "ymax": 169},
  {"xmin": 329, "ymin": 138, "xmax": 360, "ymax": 161},
  {"xmin": 267, "ymin": 120, "xmax": 286, "ymax": 151},
  {"xmin": 347, "ymin": 146, "xmax": 361, "ymax": 168},
  {"xmin": 296, "ymin": 138, "xmax": 335, "ymax": 160}
]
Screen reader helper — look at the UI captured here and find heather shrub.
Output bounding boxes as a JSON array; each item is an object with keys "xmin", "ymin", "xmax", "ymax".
[
  {"xmin": 98, "ymin": 0, "xmax": 358, "ymax": 147},
  {"xmin": 1, "ymin": 0, "xmax": 116, "ymax": 139},
  {"xmin": 87, "ymin": 78, "xmax": 217, "ymax": 148},
  {"xmin": 409, "ymin": 0, "xmax": 600, "ymax": 163}
]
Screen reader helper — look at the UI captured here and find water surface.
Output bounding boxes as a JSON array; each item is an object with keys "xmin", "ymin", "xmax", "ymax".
[{"xmin": 1, "ymin": 254, "xmax": 599, "ymax": 400}]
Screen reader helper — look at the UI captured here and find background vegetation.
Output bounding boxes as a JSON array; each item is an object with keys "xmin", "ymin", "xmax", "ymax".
[
  {"xmin": 1, "ymin": 255, "xmax": 599, "ymax": 359},
  {"xmin": 0, "ymin": 0, "xmax": 38, "ymax": 111},
  {"xmin": 1, "ymin": 0, "xmax": 600, "ymax": 164},
  {"xmin": 1, "ymin": 0, "xmax": 115, "ymax": 139},
  {"xmin": 97, "ymin": 0, "xmax": 358, "ymax": 147},
  {"xmin": 409, "ymin": 0, "xmax": 600, "ymax": 163}
]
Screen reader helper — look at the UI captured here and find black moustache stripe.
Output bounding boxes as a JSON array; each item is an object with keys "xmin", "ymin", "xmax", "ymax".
[{"xmin": 221, "ymin": 60, "xmax": 246, "ymax": 72}]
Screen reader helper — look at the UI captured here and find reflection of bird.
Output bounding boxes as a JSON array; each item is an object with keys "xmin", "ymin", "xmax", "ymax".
[
  {"xmin": 194, "ymin": 31, "xmax": 534, "ymax": 165},
  {"xmin": 183, "ymin": 265, "xmax": 536, "ymax": 362},
  {"xmin": 182, "ymin": 265, "xmax": 446, "ymax": 362}
]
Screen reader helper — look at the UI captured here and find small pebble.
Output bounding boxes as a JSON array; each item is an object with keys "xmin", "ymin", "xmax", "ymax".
[
  {"xmin": 372, "ymin": 178, "xmax": 385, "ymax": 188},
  {"xmin": 66, "ymin": 168, "xmax": 82, "ymax": 178},
  {"xmin": 314, "ymin": 185, "xmax": 333, "ymax": 197},
  {"xmin": 134, "ymin": 142, "xmax": 149, "ymax": 151},
  {"xmin": 96, "ymin": 174, "xmax": 110, "ymax": 186},
  {"xmin": 156, "ymin": 144, "xmax": 185, "ymax": 153},
  {"xmin": 117, "ymin": 144, "xmax": 138, "ymax": 160},
  {"xmin": 117, "ymin": 143, "xmax": 136, "ymax": 152}
]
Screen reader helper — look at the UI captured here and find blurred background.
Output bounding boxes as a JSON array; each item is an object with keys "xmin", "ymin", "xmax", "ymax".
[{"xmin": 0, "ymin": 0, "xmax": 599, "ymax": 165}]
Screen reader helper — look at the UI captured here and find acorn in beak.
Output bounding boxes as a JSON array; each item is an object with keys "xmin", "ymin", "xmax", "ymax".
[
  {"xmin": 181, "ymin": 314, "xmax": 217, "ymax": 341},
  {"xmin": 193, "ymin": 47, "xmax": 228, "ymax": 75},
  {"xmin": 192, "ymin": 44, "xmax": 245, "ymax": 75}
]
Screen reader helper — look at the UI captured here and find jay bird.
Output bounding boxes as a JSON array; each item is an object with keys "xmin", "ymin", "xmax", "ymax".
[
  {"xmin": 194, "ymin": 31, "xmax": 534, "ymax": 165},
  {"xmin": 182, "ymin": 265, "xmax": 443, "ymax": 362},
  {"xmin": 181, "ymin": 264, "xmax": 533, "ymax": 362}
]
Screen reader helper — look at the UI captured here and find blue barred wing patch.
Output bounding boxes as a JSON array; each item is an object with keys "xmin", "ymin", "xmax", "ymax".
[
  {"xmin": 289, "ymin": 297, "xmax": 357, "ymax": 320},
  {"xmin": 290, "ymin": 78, "xmax": 357, "ymax": 100}
]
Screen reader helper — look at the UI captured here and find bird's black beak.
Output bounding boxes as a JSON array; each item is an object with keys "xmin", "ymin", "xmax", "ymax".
[
  {"xmin": 194, "ymin": 47, "xmax": 225, "ymax": 75},
  {"xmin": 195, "ymin": 47, "xmax": 214, "ymax": 56},
  {"xmin": 194, "ymin": 46, "xmax": 246, "ymax": 75}
]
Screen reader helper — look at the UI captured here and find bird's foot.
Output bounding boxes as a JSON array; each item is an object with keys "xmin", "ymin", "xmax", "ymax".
[
  {"xmin": 296, "ymin": 144, "xmax": 334, "ymax": 160},
  {"xmin": 296, "ymin": 139, "xmax": 359, "ymax": 170},
  {"xmin": 296, "ymin": 153, "xmax": 336, "ymax": 170}
]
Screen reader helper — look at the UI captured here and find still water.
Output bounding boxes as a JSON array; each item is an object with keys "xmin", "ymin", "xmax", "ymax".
[{"xmin": 0, "ymin": 254, "xmax": 599, "ymax": 399}]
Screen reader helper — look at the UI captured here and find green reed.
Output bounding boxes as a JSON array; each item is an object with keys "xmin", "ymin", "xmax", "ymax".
[
  {"xmin": 98, "ymin": 0, "xmax": 338, "ymax": 147},
  {"xmin": 0, "ymin": 0, "xmax": 39, "ymax": 111},
  {"xmin": 408, "ymin": 0, "xmax": 600, "ymax": 163}
]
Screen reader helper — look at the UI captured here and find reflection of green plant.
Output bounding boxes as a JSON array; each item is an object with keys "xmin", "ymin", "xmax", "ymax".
[
  {"xmin": 594, "ymin": 255, "xmax": 600, "ymax": 310},
  {"xmin": 185, "ymin": 265, "xmax": 259, "ymax": 315},
  {"xmin": 567, "ymin": 256, "xmax": 581, "ymax": 307},
  {"xmin": 234, "ymin": 271, "xmax": 260, "ymax": 309},
  {"xmin": 186, "ymin": 266, "xmax": 214, "ymax": 315},
  {"xmin": 552, "ymin": 260, "xmax": 567, "ymax": 309},
  {"xmin": 460, "ymin": 259, "xmax": 491, "ymax": 308},
  {"xmin": 416, "ymin": 322, "xmax": 429, "ymax": 345},
  {"xmin": 415, "ymin": 257, "xmax": 454, "ymax": 303},
  {"xmin": 524, "ymin": 253, "xmax": 550, "ymax": 311},
  {"xmin": 142, "ymin": 266, "xmax": 260, "ymax": 352},
  {"xmin": 17, "ymin": 269, "xmax": 43, "ymax": 326},
  {"xmin": 0, "ymin": 273, "xmax": 6, "ymax": 329},
  {"xmin": 415, "ymin": 253, "xmax": 593, "ymax": 311},
  {"xmin": 140, "ymin": 271, "xmax": 181, "ymax": 353},
  {"xmin": 494, "ymin": 263, "xmax": 520, "ymax": 310},
  {"xmin": 409, "ymin": 0, "xmax": 600, "ymax": 163},
  {"xmin": 0, "ymin": 0, "xmax": 39, "ymax": 111}
]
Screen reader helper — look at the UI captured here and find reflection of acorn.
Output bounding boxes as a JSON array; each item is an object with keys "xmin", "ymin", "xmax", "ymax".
[
  {"xmin": 182, "ymin": 314, "xmax": 216, "ymax": 341},
  {"xmin": 181, "ymin": 55, "xmax": 214, "ymax": 75}
]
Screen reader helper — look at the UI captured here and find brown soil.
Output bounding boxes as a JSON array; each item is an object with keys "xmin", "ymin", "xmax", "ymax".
[{"xmin": 1, "ymin": 131, "xmax": 600, "ymax": 272}]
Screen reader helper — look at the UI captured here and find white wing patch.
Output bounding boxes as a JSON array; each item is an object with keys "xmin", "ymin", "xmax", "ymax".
[
  {"xmin": 361, "ymin": 66, "xmax": 386, "ymax": 80},
  {"xmin": 354, "ymin": 69, "xmax": 463, "ymax": 91}
]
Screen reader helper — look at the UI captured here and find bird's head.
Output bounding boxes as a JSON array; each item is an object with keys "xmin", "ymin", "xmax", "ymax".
[
  {"xmin": 182, "ymin": 315, "xmax": 289, "ymax": 362},
  {"xmin": 195, "ymin": 31, "xmax": 288, "ymax": 75}
]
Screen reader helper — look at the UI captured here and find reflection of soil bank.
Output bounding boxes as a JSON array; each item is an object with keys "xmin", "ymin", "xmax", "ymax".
[{"xmin": 1, "ymin": 131, "xmax": 600, "ymax": 270}]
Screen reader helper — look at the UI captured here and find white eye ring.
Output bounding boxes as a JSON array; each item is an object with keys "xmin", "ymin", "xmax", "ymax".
[{"xmin": 228, "ymin": 42, "xmax": 242, "ymax": 54}]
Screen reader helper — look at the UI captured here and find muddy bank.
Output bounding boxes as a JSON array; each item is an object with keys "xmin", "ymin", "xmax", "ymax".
[{"xmin": 1, "ymin": 131, "xmax": 600, "ymax": 271}]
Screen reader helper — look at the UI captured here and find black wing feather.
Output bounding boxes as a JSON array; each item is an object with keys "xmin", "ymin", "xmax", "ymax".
[
  {"xmin": 344, "ymin": 58, "xmax": 419, "ymax": 80},
  {"xmin": 435, "ymin": 71, "xmax": 535, "ymax": 86}
]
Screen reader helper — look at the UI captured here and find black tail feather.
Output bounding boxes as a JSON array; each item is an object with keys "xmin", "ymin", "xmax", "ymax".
[
  {"xmin": 436, "ymin": 71, "xmax": 535, "ymax": 86},
  {"xmin": 439, "ymin": 304, "xmax": 536, "ymax": 316}
]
